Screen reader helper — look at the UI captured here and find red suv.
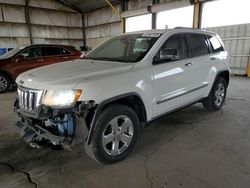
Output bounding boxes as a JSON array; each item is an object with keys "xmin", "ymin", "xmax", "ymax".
[{"xmin": 0, "ymin": 44, "xmax": 82, "ymax": 93}]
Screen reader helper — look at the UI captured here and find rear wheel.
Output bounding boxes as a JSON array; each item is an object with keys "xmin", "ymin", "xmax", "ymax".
[
  {"xmin": 86, "ymin": 104, "xmax": 140, "ymax": 164},
  {"xmin": 202, "ymin": 77, "xmax": 227, "ymax": 111},
  {"xmin": 0, "ymin": 73, "xmax": 10, "ymax": 93}
]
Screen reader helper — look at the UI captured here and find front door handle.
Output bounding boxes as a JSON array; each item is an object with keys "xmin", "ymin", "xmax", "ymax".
[
  {"xmin": 185, "ymin": 62, "xmax": 193, "ymax": 67},
  {"xmin": 211, "ymin": 57, "xmax": 217, "ymax": 61},
  {"xmin": 37, "ymin": 59, "xmax": 44, "ymax": 62}
]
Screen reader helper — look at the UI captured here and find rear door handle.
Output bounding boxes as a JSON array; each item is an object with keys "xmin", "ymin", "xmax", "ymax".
[
  {"xmin": 185, "ymin": 62, "xmax": 193, "ymax": 67},
  {"xmin": 37, "ymin": 59, "xmax": 44, "ymax": 62},
  {"xmin": 211, "ymin": 57, "xmax": 217, "ymax": 61}
]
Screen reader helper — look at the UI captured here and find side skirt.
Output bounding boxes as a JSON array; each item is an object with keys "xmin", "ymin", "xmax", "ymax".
[{"xmin": 146, "ymin": 97, "xmax": 204, "ymax": 126}]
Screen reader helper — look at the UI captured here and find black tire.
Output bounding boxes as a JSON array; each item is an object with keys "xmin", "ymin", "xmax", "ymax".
[
  {"xmin": 86, "ymin": 104, "xmax": 140, "ymax": 164},
  {"xmin": 0, "ymin": 73, "xmax": 10, "ymax": 94},
  {"xmin": 202, "ymin": 77, "xmax": 227, "ymax": 111}
]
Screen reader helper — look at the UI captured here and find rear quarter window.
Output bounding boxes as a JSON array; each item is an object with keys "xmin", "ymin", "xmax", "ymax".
[
  {"xmin": 46, "ymin": 47, "xmax": 61, "ymax": 56},
  {"xmin": 207, "ymin": 35, "xmax": 224, "ymax": 53},
  {"xmin": 188, "ymin": 33, "xmax": 210, "ymax": 58},
  {"xmin": 61, "ymin": 48, "xmax": 71, "ymax": 55}
]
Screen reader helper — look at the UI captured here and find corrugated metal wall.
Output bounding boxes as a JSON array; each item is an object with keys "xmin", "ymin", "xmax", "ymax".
[
  {"xmin": 83, "ymin": 0, "xmax": 185, "ymax": 48},
  {"xmin": 0, "ymin": 0, "xmax": 83, "ymax": 49},
  {"xmin": 206, "ymin": 24, "xmax": 250, "ymax": 75},
  {"xmin": 1, "ymin": 0, "xmax": 244, "ymax": 74},
  {"xmin": 84, "ymin": 5, "xmax": 121, "ymax": 48}
]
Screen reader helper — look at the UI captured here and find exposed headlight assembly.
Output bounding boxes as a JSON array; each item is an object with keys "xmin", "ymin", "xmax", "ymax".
[{"xmin": 42, "ymin": 90, "xmax": 82, "ymax": 108}]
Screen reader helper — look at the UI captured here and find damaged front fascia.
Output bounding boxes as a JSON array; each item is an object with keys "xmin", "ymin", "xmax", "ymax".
[
  {"xmin": 14, "ymin": 98, "xmax": 96, "ymax": 120},
  {"xmin": 14, "ymin": 99, "xmax": 97, "ymax": 149}
]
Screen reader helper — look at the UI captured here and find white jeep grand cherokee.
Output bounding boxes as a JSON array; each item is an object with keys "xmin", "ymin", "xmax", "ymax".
[{"xmin": 15, "ymin": 28, "xmax": 229, "ymax": 164}]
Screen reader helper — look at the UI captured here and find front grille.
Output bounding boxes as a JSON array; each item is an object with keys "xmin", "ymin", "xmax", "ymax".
[{"xmin": 17, "ymin": 86, "xmax": 43, "ymax": 112}]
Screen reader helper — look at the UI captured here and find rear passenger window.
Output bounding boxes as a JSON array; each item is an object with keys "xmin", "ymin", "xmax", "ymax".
[
  {"xmin": 46, "ymin": 47, "xmax": 61, "ymax": 56},
  {"xmin": 189, "ymin": 34, "xmax": 209, "ymax": 57},
  {"xmin": 207, "ymin": 35, "xmax": 224, "ymax": 52}
]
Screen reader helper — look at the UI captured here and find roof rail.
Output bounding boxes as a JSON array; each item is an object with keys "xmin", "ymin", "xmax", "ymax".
[{"xmin": 174, "ymin": 27, "xmax": 195, "ymax": 29}]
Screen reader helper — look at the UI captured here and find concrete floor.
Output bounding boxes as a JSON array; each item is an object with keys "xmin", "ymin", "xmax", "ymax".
[{"xmin": 0, "ymin": 77, "xmax": 250, "ymax": 188}]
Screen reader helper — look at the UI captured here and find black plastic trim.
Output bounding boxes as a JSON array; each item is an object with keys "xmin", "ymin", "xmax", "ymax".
[
  {"xmin": 148, "ymin": 97, "xmax": 204, "ymax": 125},
  {"xmin": 214, "ymin": 70, "xmax": 230, "ymax": 87},
  {"xmin": 86, "ymin": 92, "xmax": 147, "ymax": 145}
]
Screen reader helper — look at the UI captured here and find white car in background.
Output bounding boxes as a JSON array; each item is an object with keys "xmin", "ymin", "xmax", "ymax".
[{"xmin": 14, "ymin": 28, "xmax": 229, "ymax": 164}]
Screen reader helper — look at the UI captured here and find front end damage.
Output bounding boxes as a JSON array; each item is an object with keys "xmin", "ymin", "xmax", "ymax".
[{"xmin": 14, "ymin": 94, "xmax": 96, "ymax": 151}]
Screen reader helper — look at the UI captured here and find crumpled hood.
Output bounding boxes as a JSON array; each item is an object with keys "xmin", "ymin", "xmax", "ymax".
[{"xmin": 16, "ymin": 59, "xmax": 134, "ymax": 90}]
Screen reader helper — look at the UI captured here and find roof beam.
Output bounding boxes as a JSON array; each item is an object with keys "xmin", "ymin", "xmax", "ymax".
[{"xmin": 56, "ymin": 0, "xmax": 82, "ymax": 13}]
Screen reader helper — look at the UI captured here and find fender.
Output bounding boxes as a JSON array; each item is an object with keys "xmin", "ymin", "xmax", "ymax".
[{"xmin": 86, "ymin": 92, "xmax": 147, "ymax": 145}]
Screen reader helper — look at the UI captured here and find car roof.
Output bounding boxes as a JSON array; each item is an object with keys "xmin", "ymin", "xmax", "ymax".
[
  {"xmin": 22, "ymin": 44, "xmax": 75, "ymax": 48},
  {"xmin": 123, "ymin": 28, "xmax": 217, "ymax": 36}
]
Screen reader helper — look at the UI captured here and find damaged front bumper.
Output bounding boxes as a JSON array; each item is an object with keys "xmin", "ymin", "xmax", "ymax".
[{"xmin": 14, "ymin": 99, "xmax": 95, "ymax": 150}]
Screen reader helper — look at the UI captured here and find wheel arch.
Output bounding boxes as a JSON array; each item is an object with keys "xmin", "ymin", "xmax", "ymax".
[
  {"xmin": 98, "ymin": 93, "xmax": 147, "ymax": 123},
  {"xmin": 0, "ymin": 68, "xmax": 14, "ymax": 84},
  {"xmin": 85, "ymin": 92, "xmax": 147, "ymax": 145},
  {"xmin": 216, "ymin": 70, "xmax": 230, "ymax": 87}
]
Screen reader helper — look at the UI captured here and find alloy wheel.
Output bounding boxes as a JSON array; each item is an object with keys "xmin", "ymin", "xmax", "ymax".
[
  {"xmin": 102, "ymin": 115, "xmax": 134, "ymax": 156},
  {"xmin": 214, "ymin": 83, "xmax": 225, "ymax": 106},
  {"xmin": 0, "ymin": 76, "xmax": 8, "ymax": 92}
]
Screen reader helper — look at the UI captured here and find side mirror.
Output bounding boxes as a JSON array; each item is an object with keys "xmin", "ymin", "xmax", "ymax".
[
  {"xmin": 15, "ymin": 55, "xmax": 25, "ymax": 63},
  {"xmin": 160, "ymin": 48, "xmax": 178, "ymax": 61},
  {"xmin": 154, "ymin": 48, "xmax": 179, "ymax": 64}
]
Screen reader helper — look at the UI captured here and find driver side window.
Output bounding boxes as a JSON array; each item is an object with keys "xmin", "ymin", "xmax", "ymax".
[
  {"xmin": 19, "ymin": 47, "xmax": 42, "ymax": 59},
  {"xmin": 154, "ymin": 34, "xmax": 187, "ymax": 64}
]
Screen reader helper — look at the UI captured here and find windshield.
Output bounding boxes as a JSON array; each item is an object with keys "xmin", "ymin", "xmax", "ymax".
[
  {"xmin": 86, "ymin": 33, "xmax": 161, "ymax": 63},
  {"xmin": 0, "ymin": 48, "xmax": 23, "ymax": 59}
]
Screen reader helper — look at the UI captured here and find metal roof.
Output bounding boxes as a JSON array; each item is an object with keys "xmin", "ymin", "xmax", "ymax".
[{"xmin": 59, "ymin": 0, "xmax": 121, "ymax": 13}]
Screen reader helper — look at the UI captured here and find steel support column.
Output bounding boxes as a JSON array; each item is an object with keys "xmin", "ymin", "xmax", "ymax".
[
  {"xmin": 191, "ymin": 0, "xmax": 203, "ymax": 29},
  {"xmin": 25, "ymin": 0, "xmax": 33, "ymax": 44},
  {"xmin": 152, "ymin": 13, "xmax": 156, "ymax": 29},
  {"xmin": 151, "ymin": 0, "xmax": 156, "ymax": 29},
  {"xmin": 81, "ymin": 14, "xmax": 86, "ymax": 46}
]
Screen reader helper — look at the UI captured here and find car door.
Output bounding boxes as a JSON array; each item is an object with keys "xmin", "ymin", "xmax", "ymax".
[
  {"xmin": 42, "ymin": 47, "xmax": 74, "ymax": 65},
  {"xmin": 152, "ymin": 34, "xmax": 190, "ymax": 117},
  {"xmin": 152, "ymin": 33, "xmax": 206, "ymax": 117},
  {"xmin": 185, "ymin": 33, "xmax": 212, "ymax": 97},
  {"xmin": 206, "ymin": 34, "xmax": 227, "ymax": 70},
  {"xmin": 11, "ymin": 47, "xmax": 45, "ymax": 79}
]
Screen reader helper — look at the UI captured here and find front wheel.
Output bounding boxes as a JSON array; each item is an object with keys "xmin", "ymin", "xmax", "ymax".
[
  {"xmin": 202, "ymin": 77, "xmax": 227, "ymax": 111},
  {"xmin": 0, "ymin": 73, "xmax": 10, "ymax": 94},
  {"xmin": 86, "ymin": 104, "xmax": 140, "ymax": 164}
]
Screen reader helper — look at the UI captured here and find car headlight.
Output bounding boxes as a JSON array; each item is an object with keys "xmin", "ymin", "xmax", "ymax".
[{"xmin": 42, "ymin": 90, "xmax": 82, "ymax": 108}]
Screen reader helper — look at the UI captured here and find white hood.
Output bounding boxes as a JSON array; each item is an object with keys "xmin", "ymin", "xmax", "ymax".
[{"xmin": 16, "ymin": 59, "xmax": 134, "ymax": 90}]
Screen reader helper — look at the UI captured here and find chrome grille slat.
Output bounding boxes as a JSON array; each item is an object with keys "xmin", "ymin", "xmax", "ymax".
[
  {"xmin": 21, "ymin": 90, "xmax": 24, "ymax": 108},
  {"xmin": 24, "ymin": 91, "xmax": 28, "ymax": 109},
  {"xmin": 17, "ymin": 86, "xmax": 43, "ymax": 113},
  {"xmin": 29, "ymin": 92, "xmax": 34, "ymax": 111}
]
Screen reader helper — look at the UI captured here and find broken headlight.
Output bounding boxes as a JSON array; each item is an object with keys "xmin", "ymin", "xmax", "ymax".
[{"xmin": 42, "ymin": 90, "xmax": 82, "ymax": 108}]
